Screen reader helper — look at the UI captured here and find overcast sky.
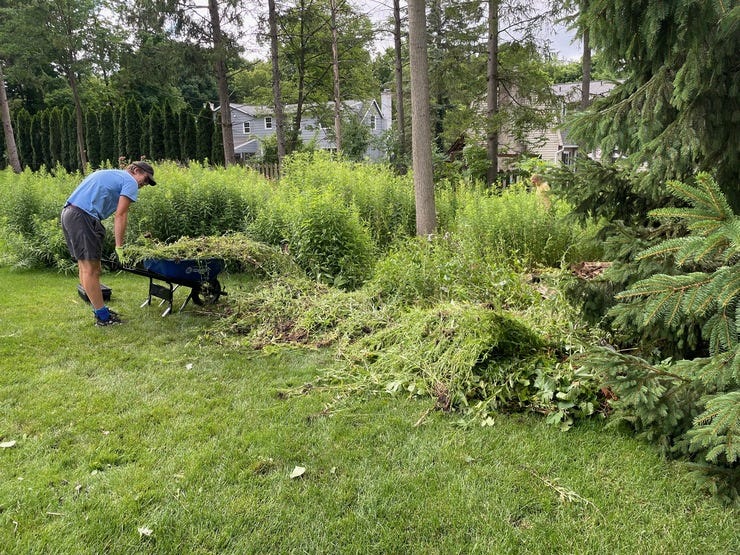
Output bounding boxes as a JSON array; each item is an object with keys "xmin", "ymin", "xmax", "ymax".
[{"xmin": 242, "ymin": 1, "xmax": 582, "ymax": 62}]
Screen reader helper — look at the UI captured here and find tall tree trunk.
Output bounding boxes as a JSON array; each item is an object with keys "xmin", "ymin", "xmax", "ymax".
[
  {"xmin": 268, "ymin": 0, "xmax": 286, "ymax": 162},
  {"xmin": 0, "ymin": 62, "xmax": 22, "ymax": 173},
  {"xmin": 407, "ymin": 0, "xmax": 436, "ymax": 236},
  {"xmin": 581, "ymin": 27, "xmax": 591, "ymax": 110},
  {"xmin": 208, "ymin": 0, "xmax": 235, "ymax": 166},
  {"xmin": 486, "ymin": 0, "xmax": 499, "ymax": 187},
  {"xmin": 66, "ymin": 67, "xmax": 88, "ymax": 169},
  {"xmin": 392, "ymin": 0, "xmax": 407, "ymax": 170},
  {"xmin": 330, "ymin": 0, "xmax": 341, "ymax": 151}
]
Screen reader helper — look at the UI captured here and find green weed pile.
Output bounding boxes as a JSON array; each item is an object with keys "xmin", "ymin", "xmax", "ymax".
[{"xmin": 124, "ymin": 233, "xmax": 301, "ymax": 277}]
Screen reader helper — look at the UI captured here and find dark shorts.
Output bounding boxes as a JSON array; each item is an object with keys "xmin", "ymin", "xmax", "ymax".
[{"xmin": 61, "ymin": 204, "xmax": 106, "ymax": 261}]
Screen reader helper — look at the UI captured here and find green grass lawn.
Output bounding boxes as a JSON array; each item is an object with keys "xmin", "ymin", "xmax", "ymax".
[{"xmin": 0, "ymin": 267, "xmax": 737, "ymax": 554}]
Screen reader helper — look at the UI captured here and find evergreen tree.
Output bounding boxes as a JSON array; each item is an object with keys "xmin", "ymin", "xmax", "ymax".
[
  {"xmin": 124, "ymin": 98, "xmax": 143, "ymax": 161},
  {"xmin": 195, "ymin": 104, "xmax": 213, "ymax": 163},
  {"xmin": 61, "ymin": 106, "xmax": 76, "ymax": 171},
  {"xmin": 573, "ymin": 0, "xmax": 739, "ymax": 210},
  {"xmin": 85, "ymin": 110, "xmax": 100, "ymax": 168},
  {"xmin": 14, "ymin": 109, "xmax": 33, "ymax": 170},
  {"xmin": 148, "ymin": 106, "xmax": 165, "ymax": 162},
  {"xmin": 140, "ymin": 111, "xmax": 151, "ymax": 160},
  {"xmin": 99, "ymin": 106, "xmax": 116, "ymax": 165},
  {"xmin": 179, "ymin": 106, "xmax": 197, "ymax": 162},
  {"xmin": 29, "ymin": 112, "xmax": 45, "ymax": 171},
  {"xmin": 163, "ymin": 103, "xmax": 179, "ymax": 161},
  {"xmin": 48, "ymin": 107, "xmax": 62, "ymax": 167},
  {"xmin": 584, "ymin": 174, "xmax": 739, "ymax": 504}
]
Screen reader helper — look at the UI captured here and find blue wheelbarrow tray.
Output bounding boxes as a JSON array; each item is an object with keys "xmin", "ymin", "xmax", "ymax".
[{"xmin": 122, "ymin": 257, "xmax": 226, "ymax": 316}]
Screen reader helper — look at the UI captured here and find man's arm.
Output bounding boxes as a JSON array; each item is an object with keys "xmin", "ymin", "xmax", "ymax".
[{"xmin": 114, "ymin": 195, "xmax": 133, "ymax": 247}]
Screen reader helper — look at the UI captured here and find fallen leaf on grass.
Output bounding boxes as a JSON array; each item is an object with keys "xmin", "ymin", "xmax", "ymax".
[
  {"xmin": 138, "ymin": 526, "xmax": 153, "ymax": 537},
  {"xmin": 0, "ymin": 440, "xmax": 16, "ymax": 448},
  {"xmin": 290, "ymin": 466, "xmax": 306, "ymax": 479}
]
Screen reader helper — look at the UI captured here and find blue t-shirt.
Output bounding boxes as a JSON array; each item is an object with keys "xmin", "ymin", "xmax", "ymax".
[{"xmin": 66, "ymin": 169, "xmax": 139, "ymax": 220}]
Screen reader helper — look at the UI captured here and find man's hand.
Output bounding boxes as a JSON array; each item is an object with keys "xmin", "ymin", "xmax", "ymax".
[{"xmin": 115, "ymin": 246, "xmax": 127, "ymax": 266}]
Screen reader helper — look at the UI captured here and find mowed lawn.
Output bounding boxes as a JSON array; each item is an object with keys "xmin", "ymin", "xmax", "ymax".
[{"xmin": 0, "ymin": 267, "xmax": 737, "ymax": 554}]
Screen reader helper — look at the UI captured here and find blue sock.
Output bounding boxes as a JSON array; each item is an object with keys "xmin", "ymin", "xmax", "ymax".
[{"xmin": 94, "ymin": 306, "xmax": 110, "ymax": 320}]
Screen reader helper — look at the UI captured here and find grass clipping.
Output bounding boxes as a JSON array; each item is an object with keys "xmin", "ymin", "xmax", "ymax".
[
  {"xmin": 337, "ymin": 302, "xmax": 548, "ymax": 412},
  {"xmin": 125, "ymin": 233, "xmax": 300, "ymax": 278}
]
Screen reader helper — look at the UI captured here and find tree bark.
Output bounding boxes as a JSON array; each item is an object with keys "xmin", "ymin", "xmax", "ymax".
[
  {"xmin": 208, "ymin": 0, "xmax": 235, "ymax": 166},
  {"xmin": 0, "ymin": 62, "xmax": 22, "ymax": 173},
  {"xmin": 407, "ymin": 0, "xmax": 436, "ymax": 236},
  {"xmin": 330, "ymin": 0, "xmax": 341, "ymax": 151},
  {"xmin": 392, "ymin": 0, "xmax": 406, "ymax": 169},
  {"xmin": 268, "ymin": 0, "xmax": 286, "ymax": 162},
  {"xmin": 486, "ymin": 0, "xmax": 499, "ymax": 187}
]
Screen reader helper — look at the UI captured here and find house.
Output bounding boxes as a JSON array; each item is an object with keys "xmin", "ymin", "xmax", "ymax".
[
  {"xmin": 218, "ymin": 90, "xmax": 392, "ymax": 161},
  {"xmin": 498, "ymin": 80, "xmax": 617, "ymax": 169}
]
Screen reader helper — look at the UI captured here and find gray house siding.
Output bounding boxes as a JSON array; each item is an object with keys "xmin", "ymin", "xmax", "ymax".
[{"xmin": 219, "ymin": 91, "xmax": 392, "ymax": 161}]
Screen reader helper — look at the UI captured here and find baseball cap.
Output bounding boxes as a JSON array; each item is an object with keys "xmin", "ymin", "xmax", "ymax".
[{"xmin": 132, "ymin": 161, "xmax": 157, "ymax": 186}]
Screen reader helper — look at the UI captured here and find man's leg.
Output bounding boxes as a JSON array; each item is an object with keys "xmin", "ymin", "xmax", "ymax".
[{"xmin": 78, "ymin": 259, "xmax": 104, "ymax": 310}]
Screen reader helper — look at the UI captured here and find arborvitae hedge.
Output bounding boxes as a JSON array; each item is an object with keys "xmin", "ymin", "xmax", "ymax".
[
  {"xmin": 48, "ymin": 108, "xmax": 62, "ymax": 167},
  {"xmin": 4, "ymin": 103, "xmax": 218, "ymax": 170},
  {"xmin": 30, "ymin": 112, "xmax": 45, "ymax": 170},
  {"xmin": 85, "ymin": 110, "xmax": 100, "ymax": 167},
  {"xmin": 149, "ymin": 106, "xmax": 165, "ymax": 162},
  {"xmin": 15, "ymin": 109, "xmax": 32, "ymax": 170},
  {"xmin": 124, "ymin": 99, "xmax": 143, "ymax": 161},
  {"xmin": 99, "ymin": 106, "xmax": 116, "ymax": 165},
  {"xmin": 163, "ymin": 103, "xmax": 179, "ymax": 161},
  {"xmin": 196, "ymin": 105, "xmax": 213, "ymax": 163},
  {"xmin": 179, "ymin": 106, "xmax": 197, "ymax": 162}
]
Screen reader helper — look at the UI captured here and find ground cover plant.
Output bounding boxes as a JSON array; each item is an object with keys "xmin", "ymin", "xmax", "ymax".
[{"xmin": 1, "ymin": 268, "xmax": 738, "ymax": 553}]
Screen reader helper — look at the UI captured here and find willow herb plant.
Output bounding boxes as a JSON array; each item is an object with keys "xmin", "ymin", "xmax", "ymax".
[{"xmin": 583, "ymin": 174, "xmax": 739, "ymax": 504}]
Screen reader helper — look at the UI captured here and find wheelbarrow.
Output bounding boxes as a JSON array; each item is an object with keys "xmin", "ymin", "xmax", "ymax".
[{"xmin": 115, "ymin": 257, "xmax": 227, "ymax": 316}]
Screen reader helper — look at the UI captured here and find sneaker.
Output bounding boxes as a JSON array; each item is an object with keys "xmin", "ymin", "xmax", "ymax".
[{"xmin": 95, "ymin": 310, "xmax": 123, "ymax": 326}]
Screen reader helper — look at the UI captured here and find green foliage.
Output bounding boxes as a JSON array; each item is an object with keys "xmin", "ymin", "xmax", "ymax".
[
  {"xmin": 247, "ymin": 177, "xmax": 378, "ymax": 289},
  {"xmin": 282, "ymin": 188, "xmax": 375, "ymax": 290},
  {"xmin": 574, "ymin": 0, "xmax": 740, "ymax": 210},
  {"xmin": 125, "ymin": 233, "xmax": 300, "ymax": 279},
  {"xmin": 279, "ymin": 152, "xmax": 417, "ymax": 250},
  {"xmin": 129, "ymin": 163, "xmax": 271, "ymax": 242},
  {"xmin": 0, "ymin": 167, "xmax": 78, "ymax": 269},
  {"xmin": 586, "ymin": 174, "xmax": 739, "ymax": 504},
  {"xmin": 453, "ymin": 183, "xmax": 590, "ymax": 268},
  {"xmin": 370, "ymin": 234, "xmax": 539, "ymax": 308}
]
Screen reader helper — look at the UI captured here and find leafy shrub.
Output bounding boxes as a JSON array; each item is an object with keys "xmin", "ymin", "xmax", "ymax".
[
  {"xmin": 370, "ymin": 233, "xmax": 539, "ymax": 308},
  {"xmin": 280, "ymin": 152, "xmax": 417, "ymax": 249},
  {"xmin": 583, "ymin": 174, "xmax": 739, "ymax": 504},
  {"xmin": 454, "ymin": 184, "xmax": 586, "ymax": 268},
  {"xmin": 288, "ymin": 189, "xmax": 375, "ymax": 289},
  {"xmin": 129, "ymin": 162, "xmax": 271, "ymax": 241},
  {"xmin": 0, "ymin": 167, "xmax": 77, "ymax": 269}
]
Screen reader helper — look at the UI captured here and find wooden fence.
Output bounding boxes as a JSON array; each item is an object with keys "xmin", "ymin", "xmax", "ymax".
[{"xmin": 242, "ymin": 162, "xmax": 281, "ymax": 180}]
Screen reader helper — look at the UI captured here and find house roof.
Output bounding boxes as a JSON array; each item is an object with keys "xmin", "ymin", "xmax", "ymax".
[
  {"xmin": 551, "ymin": 80, "xmax": 617, "ymax": 103},
  {"xmin": 221, "ymin": 99, "xmax": 382, "ymax": 120}
]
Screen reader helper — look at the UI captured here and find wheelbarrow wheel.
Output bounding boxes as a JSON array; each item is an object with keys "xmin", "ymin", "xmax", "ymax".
[{"xmin": 192, "ymin": 279, "xmax": 222, "ymax": 305}]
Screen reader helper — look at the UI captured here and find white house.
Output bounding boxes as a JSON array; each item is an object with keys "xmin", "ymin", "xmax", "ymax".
[
  {"xmin": 498, "ymin": 80, "xmax": 617, "ymax": 169},
  {"xmin": 217, "ymin": 90, "xmax": 393, "ymax": 161}
]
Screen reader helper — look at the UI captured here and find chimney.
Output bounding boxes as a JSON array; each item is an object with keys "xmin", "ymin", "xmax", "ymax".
[{"xmin": 380, "ymin": 89, "xmax": 392, "ymax": 129}]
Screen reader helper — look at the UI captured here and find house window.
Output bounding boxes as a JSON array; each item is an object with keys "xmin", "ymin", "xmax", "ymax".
[
  {"xmin": 370, "ymin": 115, "xmax": 377, "ymax": 130},
  {"xmin": 264, "ymin": 117, "xmax": 273, "ymax": 129},
  {"xmin": 242, "ymin": 121, "xmax": 250, "ymax": 134}
]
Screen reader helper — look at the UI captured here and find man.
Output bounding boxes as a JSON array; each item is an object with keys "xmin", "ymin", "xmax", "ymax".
[{"xmin": 61, "ymin": 161, "xmax": 156, "ymax": 326}]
